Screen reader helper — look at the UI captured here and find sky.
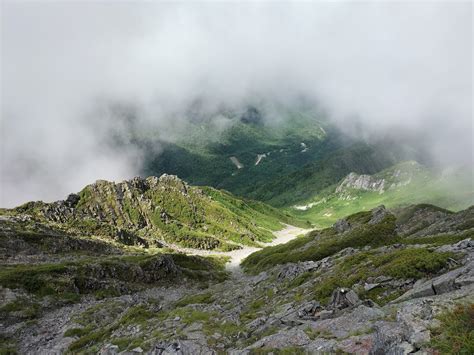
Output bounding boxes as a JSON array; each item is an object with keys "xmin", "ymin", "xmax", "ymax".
[{"xmin": 1, "ymin": 1, "xmax": 472, "ymax": 207}]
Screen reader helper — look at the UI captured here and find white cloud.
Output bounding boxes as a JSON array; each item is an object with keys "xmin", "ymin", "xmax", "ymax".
[{"xmin": 1, "ymin": 1, "xmax": 472, "ymax": 206}]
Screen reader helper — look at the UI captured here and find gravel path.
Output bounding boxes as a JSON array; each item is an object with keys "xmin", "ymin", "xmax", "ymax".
[{"xmin": 168, "ymin": 224, "xmax": 314, "ymax": 276}]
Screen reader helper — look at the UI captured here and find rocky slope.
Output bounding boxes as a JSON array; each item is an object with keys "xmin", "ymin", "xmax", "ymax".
[
  {"xmin": 1, "ymin": 203, "xmax": 473, "ymax": 354},
  {"xmin": 2, "ymin": 175, "xmax": 302, "ymax": 252}
]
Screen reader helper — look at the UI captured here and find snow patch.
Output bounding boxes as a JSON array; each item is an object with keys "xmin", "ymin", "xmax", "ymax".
[
  {"xmin": 230, "ymin": 156, "xmax": 244, "ymax": 169},
  {"xmin": 255, "ymin": 154, "xmax": 267, "ymax": 166},
  {"xmin": 293, "ymin": 198, "xmax": 326, "ymax": 211}
]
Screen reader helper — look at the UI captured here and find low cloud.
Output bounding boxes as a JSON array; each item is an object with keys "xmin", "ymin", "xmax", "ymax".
[{"xmin": 1, "ymin": 1, "xmax": 472, "ymax": 207}]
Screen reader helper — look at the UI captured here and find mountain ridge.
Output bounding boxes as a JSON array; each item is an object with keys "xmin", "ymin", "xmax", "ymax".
[{"xmin": 4, "ymin": 174, "xmax": 304, "ymax": 252}]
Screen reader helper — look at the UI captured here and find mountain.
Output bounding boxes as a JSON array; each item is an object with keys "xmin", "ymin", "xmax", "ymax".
[
  {"xmin": 291, "ymin": 161, "xmax": 474, "ymax": 227},
  {"xmin": 1, "ymin": 106, "xmax": 473, "ymax": 354},
  {"xmin": 140, "ymin": 106, "xmax": 422, "ymax": 207},
  {"xmin": 3, "ymin": 174, "xmax": 303, "ymax": 252},
  {"xmin": 139, "ymin": 105, "xmax": 471, "ymax": 216},
  {"xmin": 1, "ymin": 203, "xmax": 472, "ymax": 353}
]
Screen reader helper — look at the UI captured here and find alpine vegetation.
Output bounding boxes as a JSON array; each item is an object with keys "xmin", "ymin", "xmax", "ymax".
[{"xmin": 1, "ymin": 1, "xmax": 472, "ymax": 354}]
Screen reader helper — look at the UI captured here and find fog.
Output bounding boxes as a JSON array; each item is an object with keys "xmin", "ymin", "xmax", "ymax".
[{"xmin": 1, "ymin": 1, "xmax": 472, "ymax": 207}]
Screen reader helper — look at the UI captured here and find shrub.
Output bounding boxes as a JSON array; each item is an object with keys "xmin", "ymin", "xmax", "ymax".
[
  {"xmin": 312, "ymin": 248, "xmax": 454, "ymax": 305},
  {"xmin": 243, "ymin": 214, "xmax": 397, "ymax": 274},
  {"xmin": 429, "ymin": 303, "xmax": 474, "ymax": 354}
]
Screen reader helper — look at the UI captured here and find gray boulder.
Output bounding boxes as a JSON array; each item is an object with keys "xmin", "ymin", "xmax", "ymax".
[
  {"xmin": 330, "ymin": 288, "xmax": 361, "ymax": 310},
  {"xmin": 277, "ymin": 261, "xmax": 319, "ymax": 281},
  {"xmin": 334, "ymin": 219, "xmax": 351, "ymax": 233},
  {"xmin": 395, "ymin": 259, "xmax": 474, "ymax": 302},
  {"xmin": 369, "ymin": 205, "xmax": 389, "ymax": 225},
  {"xmin": 245, "ymin": 329, "xmax": 310, "ymax": 350},
  {"xmin": 370, "ymin": 321, "xmax": 412, "ymax": 355}
]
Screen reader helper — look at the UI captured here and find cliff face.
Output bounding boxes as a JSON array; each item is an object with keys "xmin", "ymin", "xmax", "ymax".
[
  {"xmin": 43, "ymin": 175, "xmax": 205, "ymax": 232},
  {"xmin": 334, "ymin": 161, "xmax": 426, "ymax": 198},
  {"xmin": 336, "ymin": 172, "xmax": 386, "ymax": 194}
]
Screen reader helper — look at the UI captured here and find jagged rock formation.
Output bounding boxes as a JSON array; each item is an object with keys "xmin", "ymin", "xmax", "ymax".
[
  {"xmin": 6, "ymin": 174, "xmax": 296, "ymax": 251},
  {"xmin": 334, "ymin": 161, "xmax": 422, "ymax": 198},
  {"xmin": 395, "ymin": 204, "xmax": 474, "ymax": 238},
  {"xmin": 329, "ymin": 288, "xmax": 361, "ymax": 310}
]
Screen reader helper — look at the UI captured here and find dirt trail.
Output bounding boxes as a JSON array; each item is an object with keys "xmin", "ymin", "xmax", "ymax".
[{"xmin": 170, "ymin": 224, "xmax": 314, "ymax": 276}]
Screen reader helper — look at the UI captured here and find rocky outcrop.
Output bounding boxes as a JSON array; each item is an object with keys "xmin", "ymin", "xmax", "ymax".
[
  {"xmin": 0, "ymin": 216, "xmax": 123, "ymax": 264},
  {"xmin": 332, "ymin": 205, "xmax": 391, "ymax": 233},
  {"xmin": 396, "ymin": 205, "xmax": 474, "ymax": 237},
  {"xmin": 329, "ymin": 288, "xmax": 361, "ymax": 310},
  {"xmin": 245, "ymin": 328, "xmax": 310, "ymax": 350},
  {"xmin": 5, "ymin": 174, "xmax": 284, "ymax": 251},
  {"xmin": 395, "ymin": 258, "xmax": 474, "ymax": 302},
  {"xmin": 334, "ymin": 218, "xmax": 352, "ymax": 233},
  {"xmin": 277, "ymin": 261, "xmax": 321, "ymax": 281},
  {"xmin": 368, "ymin": 205, "xmax": 390, "ymax": 225},
  {"xmin": 336, "ymin": 172, "xmax": 386, "ymax": 194}
]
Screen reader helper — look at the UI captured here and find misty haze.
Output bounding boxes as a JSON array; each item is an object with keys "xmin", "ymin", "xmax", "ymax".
[{"xmin": 0, "ymin": 1, "xmax": 473, "ymax": 354}]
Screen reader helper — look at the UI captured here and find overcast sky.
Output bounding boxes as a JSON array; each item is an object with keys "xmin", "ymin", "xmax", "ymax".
[{"xmin": 1, "ymin": 1, "xmax": 472, "ymax": 207}]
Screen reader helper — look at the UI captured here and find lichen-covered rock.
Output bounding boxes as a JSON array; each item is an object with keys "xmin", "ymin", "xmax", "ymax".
[
  {"xmin": 277, "ymin": 261, "xmax": 319, "ymax": 281},
  {"xmin": 307, "ymin": 305, "xmax": 384, "ymax": 339},
  {"xmin": 329, "ymin": 288, "xmax": 361, "ymax": 310},
  {"xmin": 245, "ymin": 328, "xmax": 310, "ymax": 350},
  {"xmin": 370, "ymin": 321, "xmax": 412, "ymax": 355},
  {"xmin": 297, "ymin": 300, "xmax": 322, "ymax": 318},
  {"xmin": 395, "ymin": 258, "xmax": 474, "ymax": 302}
]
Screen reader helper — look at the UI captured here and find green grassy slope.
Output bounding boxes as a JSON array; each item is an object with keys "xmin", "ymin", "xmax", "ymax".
[
  {"xmin": 290, "ymin": 162, "xmax": 473, "ymax": 228},
  {"xmin": 5, "ymin": 175, "xmax": 306, "ymax": 251},
  {"xmin": 242, "ymin": 204, "xmax": 474, "ymax": 275}
]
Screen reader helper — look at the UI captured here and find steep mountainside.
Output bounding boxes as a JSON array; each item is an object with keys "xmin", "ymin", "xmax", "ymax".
[
  {"xmin": 292, "ymin": 161, "xmax": 474, "ymax": 227},
  {"xmin": 1, "ymin": 203, "xmax": 472, "ymax": 353},
  {"xmin": 140, "ymin": 106, "xmax": 420, "ymax": 207},
  {"xmin": 2, "ymin": 175, "xmax": 302, "ymax": 251}
]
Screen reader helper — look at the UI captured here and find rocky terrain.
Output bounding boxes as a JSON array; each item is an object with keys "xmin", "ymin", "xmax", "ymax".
[
  {"xmin": 334, "ymin": 161, "xmax": 423, "ymax": 197},
  {"xmin": 1, "ymin": 175, "xmax": 301, "ymax": 253},
  {"xmin": 335, "ymin": 172, "xmax": 386, "ymax": 195},
  {"xmin": 1, "ymin": 200, "xmax": 473, "ymax": 354}
]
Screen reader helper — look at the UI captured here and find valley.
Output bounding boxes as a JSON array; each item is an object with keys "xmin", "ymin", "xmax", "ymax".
[
  {"xmin": 167, "ymin": 224, "xmax": 314, "ymax": 275},
  {"xmin": 1, "ymin": 113, "xmax": 472, "ymax": 354}
]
